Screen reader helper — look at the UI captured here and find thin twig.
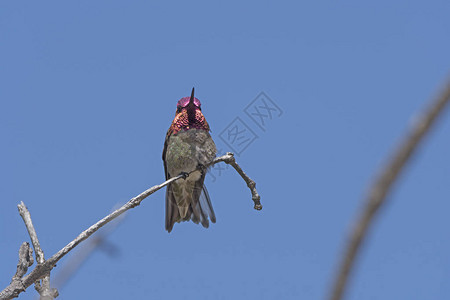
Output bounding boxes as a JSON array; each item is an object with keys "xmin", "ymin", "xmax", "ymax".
[
  {"xmin": 329, "ymin": 78, "xmax": 450, "ymax": 300},
  {"xmin": 18, "ymin": 202, "xmax": 45, "ymax": 265},
  {"xmin": 17, "ymin": 202, "xmax": 58, "ymax": 300},
  {"xmin": 1, "ymin": 153, "xmax": 260, "ymax": 299},
  {"xmin": 214, "ymin": 152, "xmax": 262, "ymax": 210}
]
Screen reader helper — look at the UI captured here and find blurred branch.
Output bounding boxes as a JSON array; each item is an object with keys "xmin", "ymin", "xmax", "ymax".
[
  {"xmin": 18, "ymin": 202, "xmax": 58, "ymax": 300},
  {"xmin": 329, "ymin": 78, "xmax": 450, "ymax": 300},
  {"xmin": 0, "ymin": 153, "xmax": 260, "ymax": 299}
]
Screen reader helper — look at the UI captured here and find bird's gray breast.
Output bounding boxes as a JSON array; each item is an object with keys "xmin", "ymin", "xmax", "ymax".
[{"xmin": 165, "ymin": 129, "xmax": 216, "ymax": 177}]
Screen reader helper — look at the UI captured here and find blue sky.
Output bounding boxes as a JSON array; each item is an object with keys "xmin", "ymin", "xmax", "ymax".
[{"xmin": 1, "ymin": 1, "xmax": 450, "ymax": 299}]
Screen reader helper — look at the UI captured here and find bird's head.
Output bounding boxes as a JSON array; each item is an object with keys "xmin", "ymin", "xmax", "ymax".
[{"xmin": 170, "ymin": 88, "xmax": 210, "ymax": 134}]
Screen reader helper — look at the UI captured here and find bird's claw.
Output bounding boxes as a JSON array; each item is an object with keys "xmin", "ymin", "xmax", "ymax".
[
  {"xmin": 197, "ymin": 164, "xmax": 206, "ymax": 173},
  {"xmin": 179, "ymin": 172, "xmax": 189, "ymax": 180}
]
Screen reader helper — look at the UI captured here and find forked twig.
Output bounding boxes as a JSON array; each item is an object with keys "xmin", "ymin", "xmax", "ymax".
[{"xmin": 18, "ymin": 202, "xmax": 58, "ymax": 299}]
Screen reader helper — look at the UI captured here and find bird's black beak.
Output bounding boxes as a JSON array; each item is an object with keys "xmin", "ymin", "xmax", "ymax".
[{"xmin": 189, "ymin": 87, "xmax": 195, "ymax": 105}]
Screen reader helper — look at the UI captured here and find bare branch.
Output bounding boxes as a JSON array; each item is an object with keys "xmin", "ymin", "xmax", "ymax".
[
  {"xmin": 329, "ymin": 78, "xmax": 450, "ymax": 300},
  {"xmin": 1, "ymin": 153, "xmax": 260, "ymax": 299},
  {"xmin": 17, "ymin": 202, "xmax": 58, "ymax": 300},
  {"xmin": 0, "ymin": 243, "xmax": 33, "ymax": 299}
]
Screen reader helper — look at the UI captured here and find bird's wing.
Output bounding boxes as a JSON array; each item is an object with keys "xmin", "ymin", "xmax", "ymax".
[
  {"xmin": 162, "ymin": 128, "xmax": 171, "ymax": 180},
  {"xmin": 163, "ymin": 128, "xmax": 179, "ymax": 232}
]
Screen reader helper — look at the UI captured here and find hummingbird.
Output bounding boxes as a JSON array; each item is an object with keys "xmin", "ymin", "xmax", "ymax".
[{"xmin": 162, "ymin": 88, "xmax": 217, "ymax": 232}]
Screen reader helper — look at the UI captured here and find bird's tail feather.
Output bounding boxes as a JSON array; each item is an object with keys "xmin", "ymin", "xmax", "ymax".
[{"xmin": 165, "ymin": 181, "xmax": 215, "ymax": 232}]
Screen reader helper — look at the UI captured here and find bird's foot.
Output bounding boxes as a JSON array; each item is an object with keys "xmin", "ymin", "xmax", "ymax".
[
  {"xmin": 197, "ymin": 164, "xmax": 206, "ymax": 173},
  {"xmin": 178, "ymin": 172, "xmax": 189, "ymax": 180}
]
